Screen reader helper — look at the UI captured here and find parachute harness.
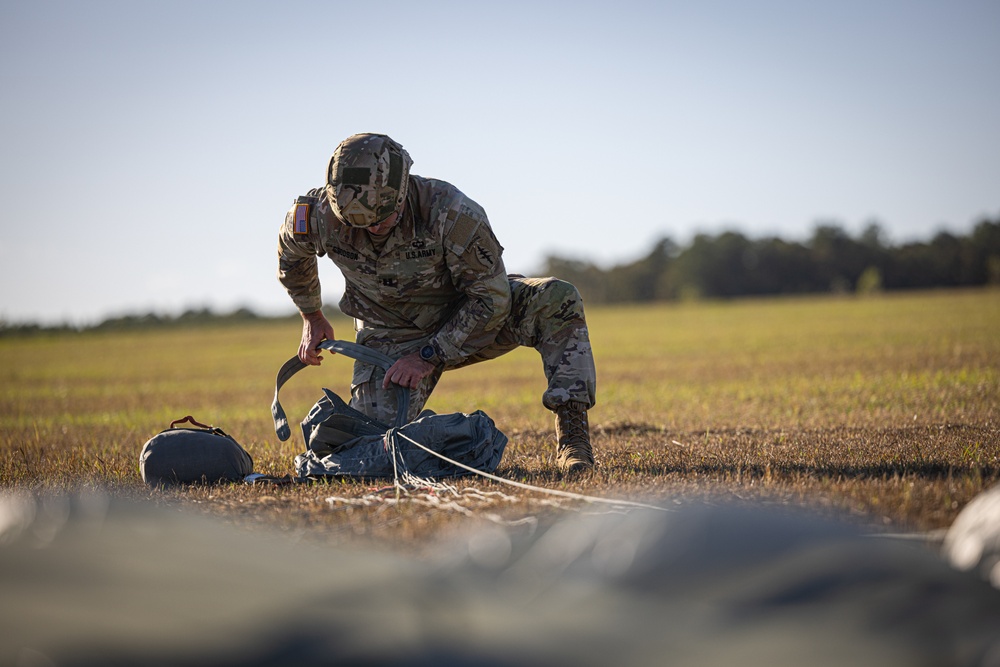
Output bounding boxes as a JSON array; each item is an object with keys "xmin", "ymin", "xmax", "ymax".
[{"xmin": 272, "ymin": 339, "xmax": 668, "ymax": 523}]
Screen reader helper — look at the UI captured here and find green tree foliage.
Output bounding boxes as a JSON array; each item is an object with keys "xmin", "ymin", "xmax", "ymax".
[
  {"xmin": 0, "ymin": 306, "xmax": 270, "ymax": 337},
  {"xmin": 8, "ymin": 219, "xmax": 998, "ymax": 334},
  {"xmin": 544, "ymin": 216, "xmax": 1000, "ymax": 303}
]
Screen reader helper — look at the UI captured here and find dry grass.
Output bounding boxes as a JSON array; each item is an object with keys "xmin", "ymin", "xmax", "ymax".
[{"xmin": 1, "ymin": 289, "xmax": 997, "ymax": 553}]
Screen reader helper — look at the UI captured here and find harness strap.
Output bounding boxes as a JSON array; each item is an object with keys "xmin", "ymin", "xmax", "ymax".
[{"xmin": 271, "ymin": 340, "xmax": 410, "ymax": 442}]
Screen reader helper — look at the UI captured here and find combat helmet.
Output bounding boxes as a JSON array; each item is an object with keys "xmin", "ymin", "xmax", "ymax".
[{"xmin": 326, "ymin": 133, "xmax": 413, "ymax": 228}]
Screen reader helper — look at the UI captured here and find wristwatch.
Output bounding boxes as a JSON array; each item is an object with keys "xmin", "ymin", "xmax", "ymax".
[{"xmin": 419, "ymin": 344, "xmax": 441, "ymax": 366}]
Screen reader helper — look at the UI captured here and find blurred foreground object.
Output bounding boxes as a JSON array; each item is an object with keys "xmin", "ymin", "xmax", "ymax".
[
  {"xmin": 944, "ymin": 481, "xmax": 1000, "ymax": 590},
  {"xmin": 2, "ymin": 492, "xmax": 999, "ymax": 666}
]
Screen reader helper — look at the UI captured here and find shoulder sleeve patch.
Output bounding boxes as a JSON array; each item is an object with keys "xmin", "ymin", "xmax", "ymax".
[
  {"xmin": 293, "ymin": 202, "xmax": 311, "ymax": 235},
  {"xmin": 462, "ymin": 225, "xmax": 504, "ymax": 272}
]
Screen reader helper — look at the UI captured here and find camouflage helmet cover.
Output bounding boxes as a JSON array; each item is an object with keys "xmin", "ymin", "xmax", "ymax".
[{"xmin": 326, "ymin": 133, "xmax": 413, "ymax": 228}]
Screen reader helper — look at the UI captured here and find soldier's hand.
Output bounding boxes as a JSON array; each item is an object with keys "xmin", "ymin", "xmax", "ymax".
[
  {"xmin": 383, "ymin": 353, "xmax": 436, "ymax": 390},
  {"xmin": 298, "ymin": 310, "xmax": 336, "ymax": 365}
]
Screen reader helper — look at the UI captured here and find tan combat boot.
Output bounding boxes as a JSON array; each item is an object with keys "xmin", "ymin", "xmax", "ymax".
[{"xmin": 555, "ymin": 401, "xmax": 594, "ymax": 472}]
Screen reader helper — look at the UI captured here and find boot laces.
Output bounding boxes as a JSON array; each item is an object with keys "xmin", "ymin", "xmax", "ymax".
[
  {"xmin": 557, "ymin": 404, "xmax": 592, "ymax": 464},
  {"xmin": 558, "ymin": 409, "xmax": 588, "ymax": 444}
]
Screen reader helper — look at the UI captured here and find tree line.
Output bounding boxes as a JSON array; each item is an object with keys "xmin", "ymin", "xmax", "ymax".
[
  {"xmin": 543, "ymin": 217, "xmax": 1000, "ymax": 304},
  {"xmin": 4, "ymin": 217, "xmax": 997, "ymax": 337},
  {"xmin": 0, "ymin": 307, "xmax": 270, "ymax": 337}
]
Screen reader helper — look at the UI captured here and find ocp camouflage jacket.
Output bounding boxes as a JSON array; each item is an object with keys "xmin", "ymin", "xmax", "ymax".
[{"xmin": 277, "ymin": 175, "xmax": 510, "ymax": 366}]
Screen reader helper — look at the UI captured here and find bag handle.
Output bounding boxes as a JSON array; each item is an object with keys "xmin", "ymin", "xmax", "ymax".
[
  {"xmin": 271, "ymin": 339, "xmax": 410, "ymax": 442},
  {"xmin": 167, "ymin": 415, "xmax": 233, "ymax": 439},
  {"xmin": 170, "ymin": 415, "xmax": 213, "ymax": 429}
]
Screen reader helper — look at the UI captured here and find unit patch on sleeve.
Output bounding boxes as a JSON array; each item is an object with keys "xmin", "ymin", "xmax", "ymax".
[
  {"xmin": 465, "ymin": 227, "xmax": 503, "ymax": 272},
  {"xmin": 294, "ymin": 203, "xmax": 311, "ymax": 235}
]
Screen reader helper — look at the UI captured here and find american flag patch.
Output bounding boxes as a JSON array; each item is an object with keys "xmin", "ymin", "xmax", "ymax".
[{"xmin": 294, "ymin": 203, "xmax": 310, "ymax": 235}]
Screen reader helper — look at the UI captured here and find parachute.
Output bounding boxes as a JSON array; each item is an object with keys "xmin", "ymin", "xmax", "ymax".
[{"xmin": 271, "ymin": 340, "xmax": 507, "ymax": 480}]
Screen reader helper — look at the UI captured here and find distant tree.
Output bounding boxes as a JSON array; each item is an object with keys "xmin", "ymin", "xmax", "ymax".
[
  {"xmin": 541, "ymin": 215, "xmax": 1000, "ymax": 304},
  {"xmin": 541, "ymin": 256, "xmax": 609, "ymax": 303},
  {"xmin": 860, "ymin": 221, "xmax": 888, "ymax": 251},
  {"xmin": 968, "ymin": 218, "xmax": 1000, "ymax": 285},
  {"xmin": 605, "ymin": 237, "xmax": 677, "ymax": 302},
  {"xmin": 808, "ymin": 224, "xmax": 871, "ymax": 292},
  {"xmin": 663, "ymin": 233, "xmax": 720, "ymax": 299},
  {"xmin": 747, "ymin": 237, "xmax": 818, "ymax": 294},
  {"xmin": 665, "ymin": 232, "xmax": 820, "ymax": 299}
]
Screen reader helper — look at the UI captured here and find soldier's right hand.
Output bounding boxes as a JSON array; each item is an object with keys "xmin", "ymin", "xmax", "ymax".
[{"xmin": 298, "ymin": 310, "xmax": 336, "ymax": 365}]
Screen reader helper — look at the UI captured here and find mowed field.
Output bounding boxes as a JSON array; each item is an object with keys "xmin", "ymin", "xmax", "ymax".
[{"xmin": 1, "ymin": 289, "xmax": 998, "ymax": 548}]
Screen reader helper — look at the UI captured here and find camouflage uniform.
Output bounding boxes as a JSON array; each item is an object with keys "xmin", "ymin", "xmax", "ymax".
[{"xmin": 277, "ymin": 175, "xmax": 597, "ymax": 424}]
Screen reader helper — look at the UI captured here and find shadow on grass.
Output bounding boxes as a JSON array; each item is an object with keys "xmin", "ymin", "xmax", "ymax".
[{"xmin": 494, "ymin": 465, "xmax": 565, "ymax": 485}]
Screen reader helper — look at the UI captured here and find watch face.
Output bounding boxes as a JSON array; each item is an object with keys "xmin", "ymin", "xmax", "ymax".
[{"xmin": 420, "ymin": 345, "xmax": 434, "ymax": 360}]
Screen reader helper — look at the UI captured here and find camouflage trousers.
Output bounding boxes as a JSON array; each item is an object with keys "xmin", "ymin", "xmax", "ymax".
[{"xmin": 350, "ymin": 276, "xmax": 597, "ymax": 424}]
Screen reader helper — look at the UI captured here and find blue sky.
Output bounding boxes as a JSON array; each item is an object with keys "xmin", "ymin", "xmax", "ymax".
[{"xmin": 2, "ymin": 0, "xmax": 998, "ymax": 324}]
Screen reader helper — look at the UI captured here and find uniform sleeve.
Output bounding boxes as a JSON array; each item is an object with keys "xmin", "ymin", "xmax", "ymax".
[
  {"xmin": 430, "ymin": 211, "xmax": 511, "ymax": 365},
  {"xmin": 276, "ymin": 202, "xmax": 324, "ymax": 314}
]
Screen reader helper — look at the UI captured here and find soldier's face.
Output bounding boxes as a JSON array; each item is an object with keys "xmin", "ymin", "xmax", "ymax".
[{"xmin": 367, "ymin": 204, "xmax": 403, "ymax": 237}]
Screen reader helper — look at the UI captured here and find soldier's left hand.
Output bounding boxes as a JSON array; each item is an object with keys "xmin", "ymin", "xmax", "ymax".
[{"xmin": 383, "ymin": 353, "xmax": 437, "ymax": 390}]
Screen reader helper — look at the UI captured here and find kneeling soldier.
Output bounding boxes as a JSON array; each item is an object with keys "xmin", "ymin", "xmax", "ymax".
[{"xmin": 277, "ymin": 133, "xmax": 597, "ymax": 472}]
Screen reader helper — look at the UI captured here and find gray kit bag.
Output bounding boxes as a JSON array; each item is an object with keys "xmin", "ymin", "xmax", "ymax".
[
  {"xmin": 139, "ymin": 416, "xmax": 253, "ymax": 486},
  {"xmin": 272, "ymin": 340, "xmax": 507, "ymax": 480}
]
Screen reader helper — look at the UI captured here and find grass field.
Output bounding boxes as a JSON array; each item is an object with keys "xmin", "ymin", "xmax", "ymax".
[{"xmin": 1, "ymin": 289, "xmax": 998, "ymax": 549}]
